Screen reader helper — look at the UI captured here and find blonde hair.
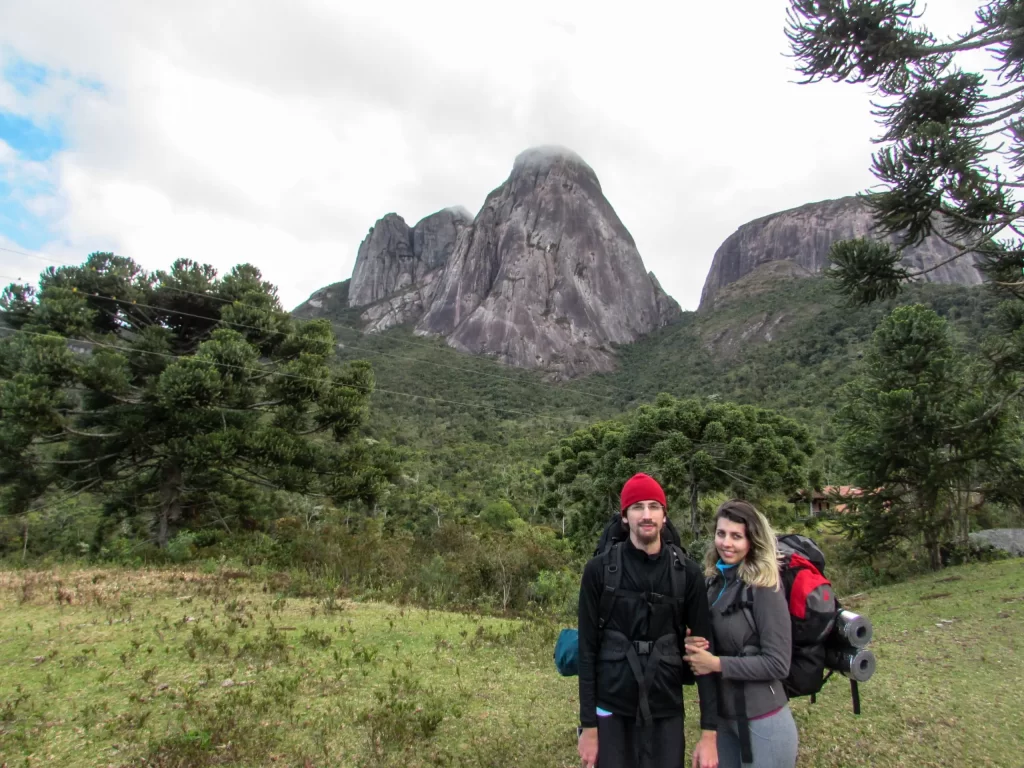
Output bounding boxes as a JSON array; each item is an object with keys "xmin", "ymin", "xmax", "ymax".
[{"xmin": 703, "ymin": 499, "xmax": 781, "ymax": 590}]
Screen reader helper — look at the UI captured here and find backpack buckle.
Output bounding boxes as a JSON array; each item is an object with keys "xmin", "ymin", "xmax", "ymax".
[{"xmin": 633, "ymin": 640, "xmax": 653, "ymax": 655}]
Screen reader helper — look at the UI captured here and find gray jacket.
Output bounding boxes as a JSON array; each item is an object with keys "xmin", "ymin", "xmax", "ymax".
[{"xmin": 707, "ymin": 563, "xmax": 791, "ymax": 719}]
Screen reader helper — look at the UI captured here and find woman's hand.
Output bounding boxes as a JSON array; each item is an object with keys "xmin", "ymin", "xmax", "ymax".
[{"xmin": 683, "ymin": 645, "xmax": 721, "ymax": 676}]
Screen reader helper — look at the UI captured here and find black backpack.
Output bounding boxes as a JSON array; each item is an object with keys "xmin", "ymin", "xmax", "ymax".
[{"xmin": 553, "ymin": 513, "xmax": 696, "ymax": 689}]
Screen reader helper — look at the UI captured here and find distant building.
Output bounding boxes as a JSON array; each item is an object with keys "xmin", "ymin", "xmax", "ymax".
[{"xmin": 789, "ymin": 486, "xmax": 866, "ymax": 517}]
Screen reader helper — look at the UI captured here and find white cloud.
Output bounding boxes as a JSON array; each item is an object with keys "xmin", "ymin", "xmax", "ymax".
[{"xmin": 0, "ymin": 0, "xmax": 994, "ymax": 311}]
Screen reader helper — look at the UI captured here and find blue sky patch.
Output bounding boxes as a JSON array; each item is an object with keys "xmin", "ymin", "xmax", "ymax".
[
  {"xmin": 0, "ymin": 54, "xmax": 101, "ymax": 255},
  {"xmin": 3, "ymin": 56, "xmax": 49, "ymax": 97},
  {"xmin": 0, "ymin": 112, "xmax": 64, "ymax": 162},
  {"xmin": 0, "ymin": 194, "xmax": 52, "ymax": 252}
]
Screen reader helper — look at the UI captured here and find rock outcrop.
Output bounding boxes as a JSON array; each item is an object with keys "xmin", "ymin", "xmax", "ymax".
[
  {"xmin": 413, "ymin": 208, "xmax": 473, "ymax": 272},
  {"xmin": 292, "ymin": 279, "xmax": 349, "ymax": 320},
  {"xmin": 699, "ymin": 196, "xmax": 984, "ymax": 310},
  {"xmin": 347, "ymin": 214, "xmax": 415, "ymax": 308},
  {"xmin": 968, "ymin": 529, "xmax": 1024, "ymax": 557},
  {"xmin": 360, "ymin": 269, "xmax": 444, "ymax": 334},
  {"xmin": 347, "ymin": 209, "xmax": 471, "ymax": 309},
  {"xmin": 414, "ymin": 147, "xmax": 679, "ymax": 378},
  {"xmin": 650, "ymin": 272, "xmax": 683, "ymax": 326}
]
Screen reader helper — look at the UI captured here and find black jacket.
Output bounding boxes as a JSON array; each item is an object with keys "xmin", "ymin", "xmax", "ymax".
[{"xmin": 577, "ymin": 535, "xmax": 719, "ymax": 730}]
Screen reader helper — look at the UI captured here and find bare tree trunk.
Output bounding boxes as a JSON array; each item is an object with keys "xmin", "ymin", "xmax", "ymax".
[
  {"xmin": 689, "ymin": 477, "xmax": 700, "ymax": 539},
  {"xmin": 157, "ymin": 463, "xmax": 182, "ymax": 549},
  {"xmin": 497, "ymin": 554, "xmax": 512, "ymax": 612},
  {"xmin": 22, "ymin": 517, "xmax": 29, "ymax": 561},
  {"xmin": 960, "ymin": 478, "xmax": 970, "ymax": 546}
]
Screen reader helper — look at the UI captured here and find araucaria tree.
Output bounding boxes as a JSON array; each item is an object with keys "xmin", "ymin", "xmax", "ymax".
[
  {"xmin": 835, "ymin": 304, "xmax": 1021, "ymax": 569},
  {"xmin": 0, "ymin": 253, "xmax": 396, "ymax": 548},
  {"xmin": 786, "ymin": 1, "xmax": 1024, "ymax": 303},
  {"xmin": 541, "ymin": 393, "xmax": 818, "ymax": 546}
]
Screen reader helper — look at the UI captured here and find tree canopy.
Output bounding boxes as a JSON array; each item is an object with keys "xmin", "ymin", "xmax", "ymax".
[
  {"xmin": 0, "ymin": 253, "xmax": 397, "ymax": 548},
  {"xmin": 540, "ymin": 393, "xmax": 819, "ymax": 548}
]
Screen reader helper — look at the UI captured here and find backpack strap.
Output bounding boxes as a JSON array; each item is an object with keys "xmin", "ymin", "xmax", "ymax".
[
  {"xmin": 597, "ymin": 542, "xmax": 623, "ymax": 630},
  {"xmin": 739, "ymin": 583, "xmax": 756, "ymax": 638},
  {"xmin": 722, "ymin": 581, "xmax": 756, "ymax": 764},
  {"xmin": 668, "ymin": 544, "xmax": 688, "ymax": 599},
  {"xmin": 667, "ymin": 543, "xmax": 689, "ymax": 636}
]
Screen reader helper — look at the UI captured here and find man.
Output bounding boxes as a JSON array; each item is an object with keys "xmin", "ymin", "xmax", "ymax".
[{"xmin": 577, "ymin": 472, "xmax": 719, "ymax": 768}]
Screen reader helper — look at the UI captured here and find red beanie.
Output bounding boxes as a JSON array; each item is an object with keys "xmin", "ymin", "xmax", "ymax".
[{"xmin": 620, "ymin": 473, "xmax": 667, "ymax": 511}]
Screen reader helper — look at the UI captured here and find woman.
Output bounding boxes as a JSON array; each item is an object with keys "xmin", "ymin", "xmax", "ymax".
[{"xmin": 682, "ymin": 500, "xmax": 798, "ymax": 768}]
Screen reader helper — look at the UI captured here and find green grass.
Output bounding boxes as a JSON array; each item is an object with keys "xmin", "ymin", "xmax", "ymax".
[{"xmin": 0, "ymin": 559, "xmax": 1021, "ymax": 767}]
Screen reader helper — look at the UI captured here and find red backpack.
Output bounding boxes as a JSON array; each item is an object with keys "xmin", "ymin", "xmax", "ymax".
[{"xmin": 725, "ymin": 534, "xmax": 862, "ymax": 706}]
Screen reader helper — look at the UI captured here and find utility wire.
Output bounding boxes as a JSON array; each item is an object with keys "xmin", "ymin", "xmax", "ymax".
[
  {"xmin": 0, "ymin": 251, "xmax": 638, "ymax": 400},
  {"xmin": 0, "ymin": 325, "xmax": 595, "ymax": 427},
  {"xmin": 0, "ymin": 274, "xmax": 622, "ymax": 404}
]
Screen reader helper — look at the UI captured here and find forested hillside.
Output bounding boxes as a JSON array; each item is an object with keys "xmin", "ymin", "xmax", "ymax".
[{"xmin": 1, "ymin": 259, "xmax": 1013, "ymax": 613}]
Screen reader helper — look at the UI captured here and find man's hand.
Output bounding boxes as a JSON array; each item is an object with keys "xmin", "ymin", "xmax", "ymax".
[
  {"xmin": 684, "ymin": 628, "xmax": 710, "ymax": 652},
  {"xmin": 692, "ymin": 729, "xmax": 718, "ymax": 768},
  {"xmin": 578, "ymin": 726, "xmax": 598, "ymax": 768}
]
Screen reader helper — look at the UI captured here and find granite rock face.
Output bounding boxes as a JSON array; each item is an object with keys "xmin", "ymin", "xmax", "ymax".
[
  {"xmin": 347, "ymin": 214, "xmax": 415, "ymax": 308},
  {"xmin": 292, "ymin": 279, "xmax": 350, "ymax": 320},
  {"xmin": 413, "ymin": 208, "xmax": 472, "ymax": 272},
  {"xmin": 360, "ymin": 269, "xmax": 444, "ymax": 333},
  {"xmin": 699, "ymin": 196, "xmax": 984, "ymax": 310},
  {"xmin": 650, "ymin": 272, "xmax": 683, "ymax": 326},
  {"xmin": 347, "ymin": 209, "xmax": 471, "ymax": 309},
  {"xmin": 414, "ymin": 147, "xmax": 678, "ymax": 378}
]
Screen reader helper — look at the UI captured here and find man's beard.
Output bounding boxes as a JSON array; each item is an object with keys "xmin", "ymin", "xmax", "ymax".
[{"xmin": 633, "ymin": 522, "xmax": 660, "ymax": 544}]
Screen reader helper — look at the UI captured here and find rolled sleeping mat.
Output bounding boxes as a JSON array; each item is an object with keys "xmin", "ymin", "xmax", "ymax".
[
  {"xmin": 834, "ymin": 610, "xmax": 873, "ymax": 648},
  {"xmin": 825, "ymin": 645, "xmax": 876, "ymax": 683}
]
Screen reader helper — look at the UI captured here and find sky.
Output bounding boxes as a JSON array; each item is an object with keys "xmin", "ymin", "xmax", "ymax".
[{"xmin": 0, "ymin": 0, "xmax": 986, "ymax": 312}]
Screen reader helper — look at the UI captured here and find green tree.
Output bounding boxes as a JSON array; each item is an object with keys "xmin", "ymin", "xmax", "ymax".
[
  {"xmin": 834, "ymin": 304, "xmax": 1021, "ymax": 569},
  {"xmin": 786, "ymin": 1, "xmax": 1024, "ymax": 299},
  {"xmin": 0, "ymin": 252, "xmax": 397, "ymax": 548},
  {"xmin": 540, "ymin": 393, "xmax": 818, "ymax": 546}
]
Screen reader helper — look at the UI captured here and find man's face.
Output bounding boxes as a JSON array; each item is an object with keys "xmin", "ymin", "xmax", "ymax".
[{"xmin": 623, "ymin": 500, "xmax": 666, "ymax": 545}]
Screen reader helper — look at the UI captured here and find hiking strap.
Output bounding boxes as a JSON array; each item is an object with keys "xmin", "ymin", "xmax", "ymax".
[
  {"xmin": 622, "ymin": 639, "xmax": 667, "ymax": 727},
  {"xmin": 734, "ymin": 683, "xmax": 753, "ymax": 764},
  {"xmin": 737, "ymin": 583, "xmax": 756, "ymax": 636},
  {"xmin": 722, "ymin": 583, "xmax": 756, "ymax": 764},
  {"xmin": 597, "ymin": 543, "xmax": 623, "ymax": 630},
  {"xmin": 851, "ymin": 679, "xmax": 861, "ymax": 715},
  {"xmin": 624, "ymin": 636, "xmax": 667, "ymax": 763},
  {"xmin": 667, "ymin": 544, "xmax": 688, "ymax": 635}
]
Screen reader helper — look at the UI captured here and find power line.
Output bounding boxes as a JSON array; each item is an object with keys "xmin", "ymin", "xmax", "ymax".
[
  {"xmin": 0, "ymin": 262, "xmax": 637, "ymax": 401},
  {"xmin": 0, "ymin": 275, "xmax": 621, "ymax": 403},
  {"xmin": 0, "ymin": 325, "xmax": 594, "ymax": 427}
]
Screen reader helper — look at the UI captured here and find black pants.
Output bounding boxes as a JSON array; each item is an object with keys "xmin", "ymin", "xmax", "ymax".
[{"xmin": 596, "ymin": 714, "xmax": 684, "ymax": 768}]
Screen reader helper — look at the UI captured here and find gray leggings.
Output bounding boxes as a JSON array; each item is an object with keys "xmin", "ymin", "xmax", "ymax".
[{"xmin": 717, "ymin": 704, "xmax": 799, "ymax": 768}]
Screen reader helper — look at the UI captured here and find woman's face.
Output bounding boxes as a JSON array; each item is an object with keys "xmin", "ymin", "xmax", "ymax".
[{"xmin": 715, "ymin": 516, "xmax": 750, "ymax": 565}]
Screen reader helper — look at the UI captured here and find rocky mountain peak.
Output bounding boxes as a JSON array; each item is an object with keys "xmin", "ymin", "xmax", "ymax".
[
  {"xmin": 414, "ymin": 146, "xmax": 678, "ymax": 378},
  {"xmin": 294, "ymin": 146, "xmax": 682, "ymax": 378},
  {"xmin": 510, "ymin": 146, "xmax": 602, "ymax": 186}
]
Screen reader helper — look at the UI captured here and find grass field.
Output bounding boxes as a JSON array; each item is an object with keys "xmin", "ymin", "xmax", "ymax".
[{"xmin": 0, "ymin": 559, "xmax": 1021, "ymax": 767}]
